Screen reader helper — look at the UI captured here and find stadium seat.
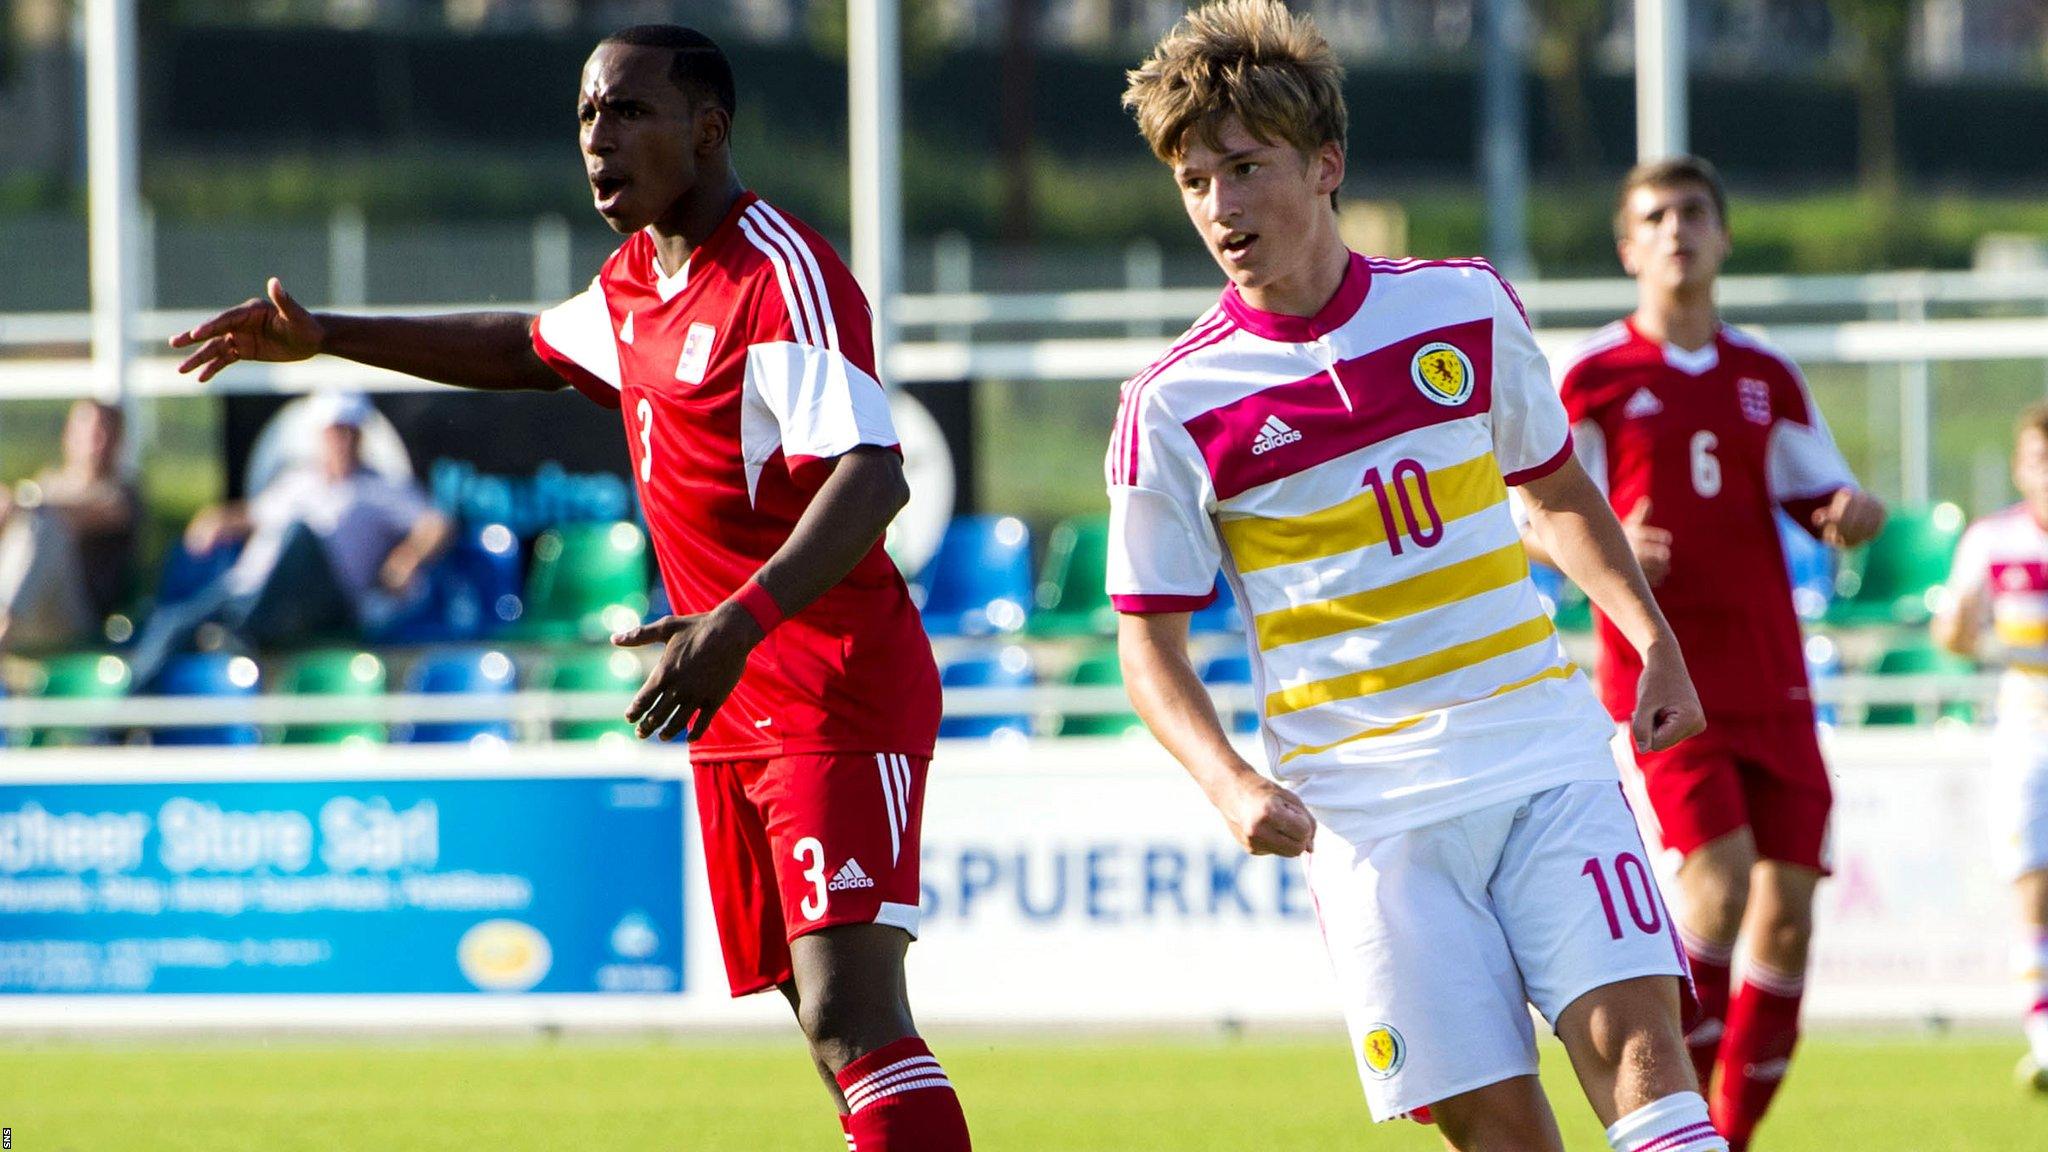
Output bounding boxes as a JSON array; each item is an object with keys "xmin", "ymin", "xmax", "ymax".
[
  {"xmin": 21, "ymin": 653, "xmax": 132, "ymax": 747},
  {"xmin": 1824, "ymin": 504, "xmax": 1966, "ymax": 627},
  {"xmin": 1803, "ymin": 633, "xmax": 1842, "ymax": 726},
  {"xmin": 368, "ymin": 522, "xmax": 525, "ymax": 645},
  {"xmin": 1198, "ymin": 653, "xmax": 1259, "ymax": 734},
  {"xmin": 1029, "ymin": 515, "xmax": 1112, "ymax": 637},
  {"xmin": 1530, "ymin": 562, "xmax": 1592, "ymax": 633},
  {"xmin": 536, "ymin": 648, "xmax": 644, "ymax": 744},
  {"xmin": 917, "ymin": 515, "xmax": 1033, "ymax": 636},
  {"xmin": 149, "ymin": 653, "xmax": 262, "ymax": 746},
  {"xmin": 1863, "ymin": 640, "xmax": 1977, "ymax": 726},
  {"xmin": 275, "ymin": 648, "xmax": 388, "ymax": 745},
  {"xmin": 938, "ymin": 646, "xmax": 1036, "ymax": 740},
  {"xmin": 1188, "ymin": 576, "xmax": 1244, "ymax": 635},
  {"xmin": 516, "ymin": 521, "xmax": 650, "ymax": 642},
  {"xmin": 395, "ymin": 648, "xmax": 519, "ymax": 745},
  {"xmin": 1778, "ymin": 511, "xmax": 1835, "ymax": 621},
  {"xmin": 1057, "ymin": 648, "xmax": 1147, "ymax": 737}
]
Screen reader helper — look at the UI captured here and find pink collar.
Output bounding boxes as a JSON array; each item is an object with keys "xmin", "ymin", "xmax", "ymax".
[{"xmin": 1221, "ymin": 251, "xmax": 1372, "ymax": 343}]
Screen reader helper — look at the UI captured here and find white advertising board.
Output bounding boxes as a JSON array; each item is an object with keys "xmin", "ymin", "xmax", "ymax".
[{"xmin": 0, "ymin": 729, "xmax": 2023, "ymax": 1029}]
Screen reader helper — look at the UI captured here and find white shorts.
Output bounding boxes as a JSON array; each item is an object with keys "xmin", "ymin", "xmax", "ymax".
[
  {"xmin": 1990, "ymin": 727, "xmax": 2048, "ymax": 881},
  {"xmin": 1306, "ymin": 779, "xmax": 1689, "ymax": 1122}
]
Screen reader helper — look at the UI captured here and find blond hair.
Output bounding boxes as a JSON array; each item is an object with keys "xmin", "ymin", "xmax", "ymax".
[
  {"xmin": 1614, "ymin": 155, "xmax": 1729, "ymax": 240},
  {"xmin": 1122, "ymin": 0, "xmax": 1347, "ymax": 168}
]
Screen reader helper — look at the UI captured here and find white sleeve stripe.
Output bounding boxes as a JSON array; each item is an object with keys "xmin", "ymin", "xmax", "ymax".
[
  {"xmin": 740, "ymin": 206, "xmax": 823, "ymax": 347},
  {"xmin": 749, "ymin": 202, "xmax": 842, "ymax": 354},
  {"xmin": 737, "ymin": 215, "xmax": 812, "ymax": 345}
]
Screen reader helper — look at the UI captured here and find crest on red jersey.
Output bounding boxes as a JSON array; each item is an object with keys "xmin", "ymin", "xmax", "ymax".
[
  {"xmin": 676, "ymin": 322, "xmax": 716, "ymax": 385},
  {"xmin": 1738, "ymin": 378, "xmax": 1772, "ymax": 425}
]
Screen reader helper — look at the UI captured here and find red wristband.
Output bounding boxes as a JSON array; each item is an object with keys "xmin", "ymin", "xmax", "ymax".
[{"xmin": 729, "ymin": 579, "xmax": 784, "ymax": 635}]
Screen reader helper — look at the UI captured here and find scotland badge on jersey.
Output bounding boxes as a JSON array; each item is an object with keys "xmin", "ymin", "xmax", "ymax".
[{"xmin": 1410, "ymin": 342, "xmax": 1474, "ymax": 406}]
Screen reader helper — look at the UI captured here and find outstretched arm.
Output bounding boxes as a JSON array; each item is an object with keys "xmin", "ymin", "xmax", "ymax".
[
  {"xmin": 1518, "ymin": 456, "xmax": 1705, "ymax": 752},
  {"xmin": 609, "ymin": 446, "xmax": 910, "ymax": 743},
  {"xmin": 170, "ymin": 277, "xmax": 564, "ymax": 393},
  {"xmin": 1119, "ymin": 611, "xmax": 1315, "ymax": 857}
]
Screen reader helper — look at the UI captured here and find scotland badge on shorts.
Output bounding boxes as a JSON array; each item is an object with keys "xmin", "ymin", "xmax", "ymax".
[
  {"xmin": 1410, "ymin": 343, "xmax": 1474, "ymax": 406},
  {"xmin": 1361, "ymin": 1023, "xmax": 1407, "ymax": 1079}
]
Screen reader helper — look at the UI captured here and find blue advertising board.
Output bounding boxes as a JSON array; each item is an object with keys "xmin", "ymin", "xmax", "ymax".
[{"xmin": 0, "ymin": 776, "xmax": 684, "ymax": 995}]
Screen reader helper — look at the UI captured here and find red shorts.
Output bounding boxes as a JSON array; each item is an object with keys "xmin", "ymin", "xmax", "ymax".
[
  {"xmin": 692, "ymin": 752, "xmax": 928, "ymax": 997},
  {"xmin": 1627, "ymin": 713, "xmax": 1833, "ymax": 873}
]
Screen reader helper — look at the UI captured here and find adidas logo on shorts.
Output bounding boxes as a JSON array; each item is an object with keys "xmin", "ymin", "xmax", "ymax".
[
  {"xmin": 1251, "ymin": 415, "xmax": 1303, "ymax": 455},
  {"xmin": 828, "ymin": 859, "xmax": 876, "ymax": 892}
]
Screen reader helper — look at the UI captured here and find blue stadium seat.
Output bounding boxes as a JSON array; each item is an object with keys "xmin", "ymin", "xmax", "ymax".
[
  {"xmin": 395, "ymin": 648, "xmax": 518, "ymax": 745},
  {"xmin": 148, "ymin": 653, "xmax": 262, "ymax": 746},
  {"xmin": 368, "ymin": 522, "xmax": 525, "ymax": 644},
  {"xmin": 915, "ymin": 515, "xmax": 1033, "ymax": 637},
  {"xmin": 938, "ymin": 646, "xmax": 1035, "ymax": 740},
  {"xmin": 1778, "ymin": 511, "xmax": 1835, "ymax": 621},
  {"xmin": 1198, "ymin": 653, "xmax": 1259, "ymax": 733},
  {"xmin": 1188, "ymin": 576, "xmax": 1244, "ymax": 635},
  {"xmin": 1803, "ymin": 633, "xmax": 1842, "ymax": 726}
]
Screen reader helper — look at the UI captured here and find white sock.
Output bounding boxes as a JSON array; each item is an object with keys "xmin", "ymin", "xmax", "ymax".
[
  {"xmin": 1605, "ymin": 1091, "xmax": 1728, "ymax": 1152},
  {"xmin": 2020, "ymin": 930, "xmax": 2048, "ymax": 1064}
]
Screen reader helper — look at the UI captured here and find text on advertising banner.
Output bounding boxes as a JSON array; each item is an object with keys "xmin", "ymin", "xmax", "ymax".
[{"xmin": 0, "ymin": 777, "xmax": 684, "ymax": 995}]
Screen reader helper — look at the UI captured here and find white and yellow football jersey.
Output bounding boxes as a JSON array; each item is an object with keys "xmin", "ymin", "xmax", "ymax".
[
  {"xmin": 1948, "ymin": 505, "xmax": 2048, "ymax": 730},
  {"xmin": 1107, "ymin": 253, "xmax": 1619, "ymax": 834}
]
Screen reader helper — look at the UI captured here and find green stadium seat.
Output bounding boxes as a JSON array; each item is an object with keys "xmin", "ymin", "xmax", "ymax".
[
  {"xmin": 1030, "ymin": 515, "xmax": 1116, "ymax": 638},
  {"xmin": 1862, "ymin": 641, "xmax": 1976, "ymax": 726},
  {"xmin": 537, "ymin": 648, "xmax": 645, "ymax": 744},
  {"xmin": 275, "ymin": 648, "xmax": 388, "ymax": 745},
  {"xmin": 23, "ymin": 652, "xmax": 132, "ymax": 747},
  {"xmin": 517, "ymin": 521, "xmax": 651, "ymax": 642},
  {"xmin": 1824, "ymin": 504, "xmax": 1966, "ymax": 627},
  {"xmin": 1057, "ymin": 648, "xmax": 1147, "ymax": 737}
]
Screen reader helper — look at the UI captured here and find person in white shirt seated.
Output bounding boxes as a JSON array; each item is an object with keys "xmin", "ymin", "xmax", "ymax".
[
  {"xmin": 129, "ymin": 392, "xmax": 452, "ymax": 686},
  {"xmin": 0, "ymin": 399, "xmax": 141, "ymax": 653}
]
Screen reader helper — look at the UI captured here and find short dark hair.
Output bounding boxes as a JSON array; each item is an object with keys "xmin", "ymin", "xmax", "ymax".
[
  {"xmin": 600, "ymin": 24, "xmax": 736, "ymax": 118},
  {"xmin": 1614, "ymin": 155, "xmax": 1729, "ymax": 239},
  {"xmin": 2020, "ymin": 401, "xmax": 2048, "ymax": 444}
]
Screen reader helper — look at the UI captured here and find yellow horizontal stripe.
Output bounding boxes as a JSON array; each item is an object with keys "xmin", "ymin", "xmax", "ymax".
[
  {"xmin": 1221, "ymin": 452, "xmax": 1507, "ymax": 575},
  {"xmin": 1996, "ymin": 619, "xmax": 2048, "ymax": 647},
  {"xmin": 1254, "ymin": 541, "xmax": 1530, "ymax": 652},
  {"xmin": 1278, "ymin": 663, "xmax": 1581, "ymax": 765},
  {"xmin": 1265, "ymin": 613, "xmax": 1558, "ymax": 719}
]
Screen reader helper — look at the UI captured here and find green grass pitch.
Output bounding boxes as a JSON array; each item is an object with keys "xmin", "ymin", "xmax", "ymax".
[{"xmin": 3, "ymin": 1032, "xmax": 2042, "ymax": 1150}]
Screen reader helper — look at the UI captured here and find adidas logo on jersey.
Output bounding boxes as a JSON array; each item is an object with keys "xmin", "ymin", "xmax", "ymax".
[
  {"xmin": 827, "ymin": 859, "xmax": 876, "ymax": 892},
  {"xmin": 1623, "ymin": 388, "xmax": 1663, "ymax": 419},
  {"xmin": 619, "ymin": 311, "xmax": 635, "ymax": 345},
  {"xmin": 1251, "ymin": 415, "xmax": 1303, "ymax": 455}
]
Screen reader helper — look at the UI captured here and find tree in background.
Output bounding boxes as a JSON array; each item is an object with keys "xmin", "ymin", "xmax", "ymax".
[
  {"xmin": 1827, "ymin": 0, "xmax": 1911, "ymax": 200},
  {"xmin": 1533, "ymin": 0, "xmax": 1608, "ymax": 179}
]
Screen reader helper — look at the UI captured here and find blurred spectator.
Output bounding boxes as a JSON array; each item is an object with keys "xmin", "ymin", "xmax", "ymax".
[
  {"xmin": 129, "ymin": 393, "xmax": 452, "ymax": 685},
  {"xmin": 0, "ymin": 399, "xmax": 140, "ymax": 652}
]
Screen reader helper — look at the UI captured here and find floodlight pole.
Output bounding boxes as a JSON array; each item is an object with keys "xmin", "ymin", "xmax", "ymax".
[
  {"xmin": 1635, "ymin": 0, "xmax": 1687, "ymax": 160},
  {"xmin": 1478, "ymin": 0, "xmax": 1532, "ymax": 279},
  {"xmin": 85, "ymin": 0, "xmax": 140, "ymax": 417},
  {"xmin": 848, "ymin": 0, "xmax": 903, "ymax": 384}
]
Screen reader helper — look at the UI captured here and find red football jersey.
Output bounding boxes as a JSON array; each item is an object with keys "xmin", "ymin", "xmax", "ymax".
[
  {"xmin": 530, "ymin": 191, "xmax": 940, "ymax": 758},
  {"xmin": 1558, "ymin": 319, "xmax": 1856, "ymax": 720}
]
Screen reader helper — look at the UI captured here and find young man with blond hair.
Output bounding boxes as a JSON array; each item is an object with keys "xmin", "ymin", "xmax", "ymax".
[
  {"xmin": 1534, "ymin": 156, "xmax": 1885, "ymax": 1149},
  {"xmin": 1933, "ymin": 403, "xmax": 2048, "ymax": 1095},
  {"xmin": 1109, "ymin": 3, "xmax": 1723, "ymax": 1150}
]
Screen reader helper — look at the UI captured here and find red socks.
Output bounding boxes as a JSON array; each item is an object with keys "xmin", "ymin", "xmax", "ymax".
[
  {"xmin": 1680, "ymin": 929, "xmax": 1734, "ymax": 1093},
  {"xmin": 834, "ymin": 1036, "xmax": 971, "ymax": 1151},
  {"xmin": 1712, "ymin": 958, "xmax": 1804, "ymax": 1149}
]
